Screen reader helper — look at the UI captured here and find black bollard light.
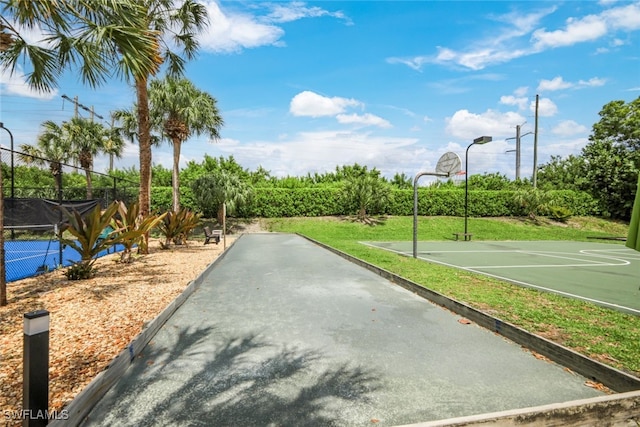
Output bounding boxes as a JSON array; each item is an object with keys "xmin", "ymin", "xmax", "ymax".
[{"xmin": 23, "ymin": 310, "xmax": 50, "ymax": 427}]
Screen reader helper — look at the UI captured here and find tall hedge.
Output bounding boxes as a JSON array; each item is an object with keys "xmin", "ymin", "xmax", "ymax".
[{"xmin": 151, "ymin": 186, "xmax": 600, "ymax": 218}]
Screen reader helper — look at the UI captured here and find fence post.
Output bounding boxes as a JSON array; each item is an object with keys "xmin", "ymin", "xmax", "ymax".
[{"xmin": 23, "ymin": 309, "xmax": 49, "ymax": 427}]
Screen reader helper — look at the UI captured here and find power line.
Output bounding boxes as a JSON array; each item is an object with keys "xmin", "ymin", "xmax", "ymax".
[{"xmin": 61, "ymin": 94, "xmax": 104, "ymax": 120}]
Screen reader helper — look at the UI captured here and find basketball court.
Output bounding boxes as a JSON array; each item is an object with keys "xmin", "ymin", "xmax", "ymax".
[{"xmin": 362, "ymin": 240, "xmax": 640, "ymax": 315}]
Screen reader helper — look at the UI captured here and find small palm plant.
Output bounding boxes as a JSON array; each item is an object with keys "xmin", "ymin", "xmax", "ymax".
[
  {"xmin": 513, "ymin": 188, "xmax": 553, "ymax": 221},
  {"xmin": 59, "ymin": 201, "xmax": 120, "ymax": 280},
  {"xmin": 111, "ymin": 201, "xmax": 166, "ymax": 263},
  {"xmin": 157, "ymin": 208, "xmax": 202, "ymax": 249},
  {"xmin": 341, "ymin": 173, "xmax": 392, "ymax": 224}
]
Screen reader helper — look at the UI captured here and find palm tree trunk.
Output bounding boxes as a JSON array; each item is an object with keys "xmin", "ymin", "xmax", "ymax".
[
  {"xmin": 136, "ymin": 76, "xmax": 152, "ymax": 254},
  {"xmin": 136, "ymin": 76, "xmax": 152, "ymax": 216},
  {"xmin": 84, "ymin": 168, "xmax": 93, "ymax": 199},
  {"xmin": 217, "ymin": 204, "xmax": 225, "ymax": 227},
  {"xmin": 172, "ymin": 137, "xmax": 181, "ymax": 212}
]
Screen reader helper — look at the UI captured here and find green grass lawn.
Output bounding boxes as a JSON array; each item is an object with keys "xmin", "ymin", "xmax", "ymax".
[{"xmin": 264, "ymin": 215, "xmax": 640, "ymax": 379}]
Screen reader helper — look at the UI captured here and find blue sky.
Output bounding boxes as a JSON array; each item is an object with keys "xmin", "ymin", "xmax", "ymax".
[{"xmin": 1, "ymin": 0, "xmax": 639, "ymax": 184}]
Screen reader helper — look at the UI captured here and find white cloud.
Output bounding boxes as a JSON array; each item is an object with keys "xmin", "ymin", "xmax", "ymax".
[
  {"xmin": 388, "ymin": 8, "xmax": 555, "ymax": 71},
  {"xmin": 198, "ymin": 1, "xmax": 351, "ymax": 53},
  {"xmin": 199, "ymin": 1, "xmax": 285, "ymax": 53},
  {"xmin": 537, "ymin": 76, "xmax": 573, "ymax": 91},
  {"xmin": 385, "ymin": 56, "xmax": 429, "ymax": 72},
  {"xmin": 0, "ymin": 65, "xmax": 57, "ymax": 99},
  {"xmin": 537, "ymin": 76, "xmax": 607, "ymax": 91},
  {"xmin": 531, "ymin": 97, "xmax": 558, "ymax": 117},
  {"xmin": 336, "ymin": 113, "xmax": 392, "ymax": 128},
  {"xmin": 532, "ymin": 15, "xmax": 608, "ymax": 49},
  {"xmin": 266, "ymin": 2, "xmax": 352, "ymax": 24},
  {"xmin": 514, "ymin": 86, "xmax": 529, "ymax": 97},
  {"xmin": 205, "ymin": 130, "xmax": 421, "ymax": 178},
  {"xmin": 500, "ymin": 95, "xmax": 529, "ymax": 110},
  {"xmin": 390, "ymin": 2, "xmax": 640, "ymax": 71},
  {"xmin": 552, "ymin": 120, "xmax": 589, "ymax": 136},
  {"xmin": 577, "ymin": 77, "xmax": 607, "ymax": 87},
  {"xmin": 445, "ymin": 109, "xmax": 526, "ymax": 140},
  {"xmin": 602, "ymin": 2, "xmax": 640, "ymax": 31},
  {"xmin": 289, "ymin": 91, "xmax": 362, "ymax": 117}
]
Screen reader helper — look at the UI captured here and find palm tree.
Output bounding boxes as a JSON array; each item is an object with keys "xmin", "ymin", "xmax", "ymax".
[
  {"xmin": 0, "ymin": 1, "xmax": 159, "ymax": 91},
  {"xmin": 342, "ymin": 173, "xmax": 392, "ymax": 223},
  {"xmin": 191, "ymin": 171, "xmax": 253, "ymax": 226},
  {"xmin": 19, "ymin": 121, "xmax": 73, "ymax": 196},
  {"xmin": 2, "ymin": 0, "xmax": 209, "ymax": 246},
  {"xmin": 104, "ymin": 120, "xmax": 125, "ymax": 173},
  {"xmin": 132, "ymin": 1, "xmax": 208, "ymax": 221},
  {"xmin": 149, "ymin": 76, "xmax": 223, "ymax": 212},
  {"xmin": 64, "ymin": 117, "xmax": 109, "ymax": 199}
]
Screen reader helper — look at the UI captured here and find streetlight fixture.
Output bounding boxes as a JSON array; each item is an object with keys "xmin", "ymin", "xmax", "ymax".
[
  {"xmin": 0, "ymin": 122, "xmax": 14, "ymax": 199},
  {"xmin": 463, "ymin": 136, "xmax": 492, "ymax": 240}
]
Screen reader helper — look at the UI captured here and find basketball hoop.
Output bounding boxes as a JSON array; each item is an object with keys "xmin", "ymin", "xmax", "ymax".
[{"xmin": 435, "ymin": 152, "xmax": 462, "ymax": 176}]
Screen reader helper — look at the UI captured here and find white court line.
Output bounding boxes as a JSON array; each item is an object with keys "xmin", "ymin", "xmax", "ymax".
[
  {"xmin": 7, "ymin": 253, "xmax": 52, "ymax": 263},
  {"xmin": 359, "ymin": 242, "xmax": 640, "ymax": 316},
  {"xmin": 467, "ymin": 250, "xmax": 630, "ymax": 269}
]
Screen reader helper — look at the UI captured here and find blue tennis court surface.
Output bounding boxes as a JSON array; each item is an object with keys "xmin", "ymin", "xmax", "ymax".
[
  {"xmin": 362, "ymin": 240, "xmax": 640, "ymax": 315},
  {"xmin": 5, "ymin": 240, "xmax": 123, "ymax": 282}
]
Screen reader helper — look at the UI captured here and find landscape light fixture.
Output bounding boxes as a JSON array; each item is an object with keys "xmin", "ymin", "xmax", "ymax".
[{"xmin": 463, "ymin": 136, "xmax": 492, "ymax": 240}]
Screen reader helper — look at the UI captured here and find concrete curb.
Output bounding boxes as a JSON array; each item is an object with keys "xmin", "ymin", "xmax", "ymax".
[
  {"xmin": 395, "ymin": 389, "xmax": 640, "ymax": 426},
  {"xmin": 50, "ymin": 236, "xmax": 242, "ymax": 427},
  {"xmin": 298, "ymin": 234, "xmax": 640, "ymax": 393}
]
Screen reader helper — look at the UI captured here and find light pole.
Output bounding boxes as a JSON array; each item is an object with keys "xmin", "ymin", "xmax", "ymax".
[
  {"xmin": 0, "ymin": 122, "xmax": 14, "ymax": 199},
  {"xmin": 464, "ymin": 136, "xmax": 492, "ymax": 240}
]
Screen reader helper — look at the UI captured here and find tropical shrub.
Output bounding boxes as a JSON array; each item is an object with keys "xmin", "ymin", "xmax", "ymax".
[
  {"xmin": 157, "ymin": 208, "xmax": 201, "ymax": 248},
  {"xmin": 548, "ymin": 206, "xmax": 573, "ymax": 223},
  {"xmin": 341, "ymin": 172, "xmax": 392, "ymax": 223},
  {"xmin": 111, "ymin": 201, "xmax": 166, "ymax": 263},
  {"xmin": 59, "ymin": 201, "xmax": 120, "ymax": 280}
]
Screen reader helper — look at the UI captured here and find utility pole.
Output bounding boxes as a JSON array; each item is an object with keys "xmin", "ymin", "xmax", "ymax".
[
  {"xmin": 61, "ymin": 94, "xmax": 104, "ymax": 121},
  {"xmin": 533, "ymin": 94, "xmax": 539, "ymax": 188},
  {"xmin": 515, "ymin": 124, "xmax": 521, "ymax": 180},
  {"xmin": 506, "ymin": 123, "xmax": 533, "ymax": 181}
]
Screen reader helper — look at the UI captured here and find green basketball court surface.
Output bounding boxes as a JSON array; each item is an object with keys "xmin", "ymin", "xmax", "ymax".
[{"xmin": 362, "ymin": 240, "xmax": 640, "ymax": 315}]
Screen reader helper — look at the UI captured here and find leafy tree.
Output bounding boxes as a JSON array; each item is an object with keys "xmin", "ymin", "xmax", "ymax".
[
  {"xmin": 537, "ymin": 155, "xmax": 587, "ymax": 191},
  {"xmin": 152, "ymin": 164, "xmax": 173, "ymax": 187},
  {"xmin": 390, "ymin": 172, "xmax": 412, "ymax": 189},
  {"xmin": 149, "ymin": 76, "xmax": 223, "ymax": 212},
  {"xmin": 181, "ymin": 155, "xmax": 251, "ymax": 187},
  {"xmin": 18, "ymin": 120, "xmax": 72, "ymax": 194},
  {"xmin": 467, "ymin": 172, "xmax": 514, "ymax": 190},
  {"xmin": 191, "ymin": 171, "xmax": 253, "ymax": 225},
  {"xmin": 582, "ymin": 97, "xmax": 640, "ymax": 219}
]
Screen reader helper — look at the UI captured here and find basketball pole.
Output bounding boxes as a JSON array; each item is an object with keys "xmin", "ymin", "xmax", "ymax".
[{"xmin": 413, "ymin": 171, "xmax": 451, "ymax": 258}]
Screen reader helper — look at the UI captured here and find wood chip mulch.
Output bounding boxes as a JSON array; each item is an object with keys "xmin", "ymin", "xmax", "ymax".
[{"xmin": 0, "ymin": 237, "xmax": 235, "ymax": 423}]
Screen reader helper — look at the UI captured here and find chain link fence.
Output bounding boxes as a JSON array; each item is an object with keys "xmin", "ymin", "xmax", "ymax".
[{"xmin": 1, "ymin": 147, "xmax": 139, "ymax": 282}]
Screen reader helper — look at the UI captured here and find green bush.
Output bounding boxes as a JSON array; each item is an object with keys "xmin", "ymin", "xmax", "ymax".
[{"xmin": 548, "ymin": 206, "xmax": 573, "ymax": 223}]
